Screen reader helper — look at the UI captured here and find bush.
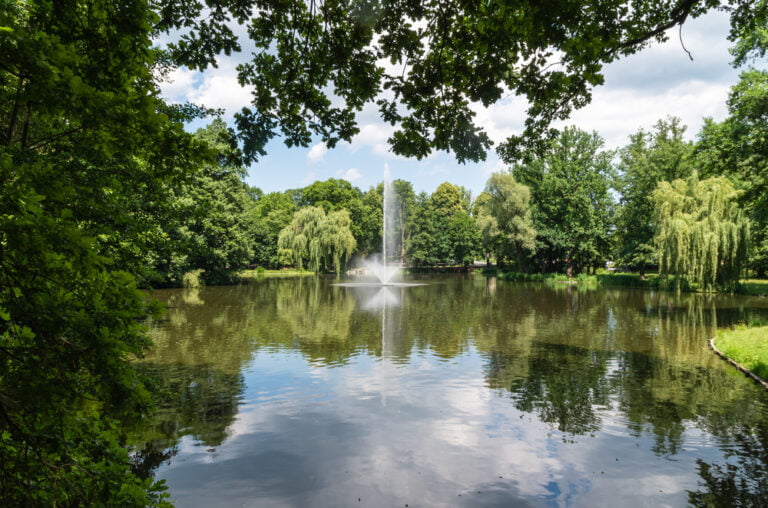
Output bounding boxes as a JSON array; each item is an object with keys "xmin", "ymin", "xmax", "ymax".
[{"xmin": 182, "ymin": 269, "xmax": 205, "ymax": 288}]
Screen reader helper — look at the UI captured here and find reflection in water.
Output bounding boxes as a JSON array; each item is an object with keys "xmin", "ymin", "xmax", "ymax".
[{"xmin": 135, "ymin": 276, "xmax": 768, "ymax": 506}]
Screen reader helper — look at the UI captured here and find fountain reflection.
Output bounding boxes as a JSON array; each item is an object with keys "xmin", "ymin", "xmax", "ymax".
[{"xmin": 362, "ymin": 285, "xmax": 400, "ymax": 311}]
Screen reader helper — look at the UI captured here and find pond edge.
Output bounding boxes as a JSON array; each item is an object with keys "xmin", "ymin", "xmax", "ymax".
[{"xmin": 709, "ymin": 338, "xmax": 768, "ymax": 391}]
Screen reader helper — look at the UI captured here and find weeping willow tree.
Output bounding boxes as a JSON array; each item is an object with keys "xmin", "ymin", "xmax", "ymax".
[
  {"xmin": 277, "ymin": 206, "xmax": 356, "ymax": 274},
  {"xmin": 319, "ymin": 210, "xmax": 357, "ymax": 275},
  {"xmin": 651, "ymin": 172, "xmax": 749, "ymax": 290}
]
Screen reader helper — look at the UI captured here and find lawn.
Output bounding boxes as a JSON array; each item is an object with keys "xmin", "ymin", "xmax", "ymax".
[
  {"xmin": 738, "ymin": 279, "xmax": 768, "ymax": 296},
  {"xmin": 715, "ymin": 325, "xmax": 768, "ymax": 381}
]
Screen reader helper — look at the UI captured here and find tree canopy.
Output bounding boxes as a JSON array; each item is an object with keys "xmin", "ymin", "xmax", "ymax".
[
  {"xmin": 278, "ymin": 206, "xmax": 357, "ymax": 274},
  {"xmin": 614, "ymin": 117, "xmax": 695, "ymax": 275},
  {"xmin": 1, "ymin": 0, "xmax": 766, "ymax": 504},
  {"xmin": 153, "ymin": 0, "xmax": 753, "ymax": 163},
  {"xmin": 513, "ymin": 127, "xmax": 615, "ymax": 276},
  {"xmin": 476, "ymin": 172, "xmax": 537, "ymax": 269},
  {"xmin": 652, "ymin": 172, "xmax": 749, "ymax": 289}
]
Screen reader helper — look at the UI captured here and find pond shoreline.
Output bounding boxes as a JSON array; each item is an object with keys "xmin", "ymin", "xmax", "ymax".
[{"xmin": 709, "ymin": 337, "xmax": 768, "ymax": 391}]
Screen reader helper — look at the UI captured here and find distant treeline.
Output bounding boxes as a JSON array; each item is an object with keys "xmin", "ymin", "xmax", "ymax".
[{"xmin": 162, "ymin": 111, "xmax": 762, "ymax": 293}]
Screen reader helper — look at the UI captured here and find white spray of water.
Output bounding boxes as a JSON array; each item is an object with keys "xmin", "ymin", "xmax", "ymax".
[{"xmin": 365, "ymin": 163, "xmax": 399, "ymax": 284}]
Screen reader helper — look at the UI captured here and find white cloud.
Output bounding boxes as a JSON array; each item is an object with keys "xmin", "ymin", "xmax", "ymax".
[
  {"xmin": 160, "ymin": 67, "xmax": 200, "ymax": 104},
  {"xmin": 349, "ymin": 122, "xmax": 396, "ymax": 157},
  {"xmin": 336, "ymin": 167, "xmax": 362, "ymax": 182},
  {"xmin": 307, "ymin": 142, "xmax": 328, "ymax": 164},
  {"xmin": 159, "ymin": 60, "xmax": 252, "ymax": 117},
  {"xmin": 560, "ymin": 80, "xmax": 731, "ymax": 149}
]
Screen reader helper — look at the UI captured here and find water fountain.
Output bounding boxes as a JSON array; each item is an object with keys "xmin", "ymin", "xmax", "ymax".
[{"xmin": 335, "ymin": 164, "xmax": 424, "ymax": 290}]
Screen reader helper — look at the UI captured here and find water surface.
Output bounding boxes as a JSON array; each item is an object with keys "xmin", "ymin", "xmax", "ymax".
[{"xmin": 135, "ymin": 276, "xmax": 768, "ymax": 507}]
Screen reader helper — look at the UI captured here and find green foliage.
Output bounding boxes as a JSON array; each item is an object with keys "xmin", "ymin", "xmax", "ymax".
[
  {"xmin": 0, "ymin": 0, "xmax": 189, "ymax": 500},
  {"xmin": 729, "ymin": 0, "xmax": 768, "ymax": 66},
  {"xmin": 156, "ymin": 0, "xmax": 748, "ymax": 163},
  {"xmin": 182, "ymin": 269, "xmax": 205, "ymax": 288},
  {"xmin": 697, "ymin": 68, "xmax": 768, "ymax": 275},
  {"xmin": 477, "ymin": 172, "xmax": 536, "ymax": 269},
  {"xmin": 159, "ymin": 120, "xmax": 253, "ymax": 286},
  {"xmin": 716, "ymin": 325, "xmax": 768, "ymax": 381},
  {"xmin": 406, "ymin": 183, "xmax": 479, "ymax": 266},
  {"xmin": 248, "ymin": 191, "xmax": 297, "ymax": 267},
  {"xmin": 498, "ymin": 271, "xmax": 596, "ymax": 283},
  {"xmin": 596, "ymin": 273, "xmax": 652, "ymax": 288},
  {"xmin": 513, "ymin": 127, "xmax": 615, "ymax": 276},
  {"xmin": 652, "ymin": 172, "xmax": 749, "ymax": 290},
  {"xmin": 296, "ymin": 178, "xmax": 382, "ymax": 256},
  {"xmin": 277, "ymin": 206, "xmax": 356, "ymax": 274},
  {"xmin": 613, "ymin": 117, "xmax": 695, "ymax": 274}
]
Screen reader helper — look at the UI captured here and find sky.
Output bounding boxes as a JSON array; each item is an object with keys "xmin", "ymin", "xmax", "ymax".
[{"xmin": 159, "ymin": 10, "xmax": 740, "ymax": 198}]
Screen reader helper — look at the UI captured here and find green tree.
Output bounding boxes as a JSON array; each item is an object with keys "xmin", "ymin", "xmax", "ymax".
[
  {"xmin": 614, "ymin": 117, "xmax": 695, "ymax": 277},
  {"xmin": 478, "ymin": 172, "xmax": 537, "ymax": 269},
  {"xmin": 157, "ymin": 0, "xmax": 754, "ymax": 163},
  {"xmin": 278, "ymin": 206, "xmax": 356, "ymax": 274},
  {"xmin": 298, "ymin": 178, "xmax": 371, "ymax": 252},
  {"xmin": 697, "ymin": 69, "xmax": 768, "ymax": 275},
  {"xmin": 357, "ymin": 186, "xmax": 384, "ymax": 257},
  {"xmin": 0, "ymin": 0, "xmax": 193, "ymax": 503},
  {"xmin": 407, "ymin": 183, "xmax": 479, "ymax": 265},
  {"xmin": 651, "ymin": 172, "xmax": 749, "ymax": 289},
  {"xmin": 392, "ymin": 179, "xmax": 417, "ymax": 263},
  {"xmin": 448, "ymin": 211, "xmax": 481, "ymax": 266},
  {"xmin": 513, "ymin": 127, "xmax": 614, "ymax": 276},
  {"xmin": 151, "ymin": 120, "xmax": 254, "ymax": 286},
  {"xmin": 248, "ymin": 191, "xmax": 297, "ymax": 267}
]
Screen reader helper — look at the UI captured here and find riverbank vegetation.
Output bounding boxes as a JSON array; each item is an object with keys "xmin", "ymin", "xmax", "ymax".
[
  {"xmin": 2, "ymin": 0, "xmax": 767, "ymax": 505},
  {"xmin": 715, "ymin": 326, "xmax": 768, "ymax": 381}
]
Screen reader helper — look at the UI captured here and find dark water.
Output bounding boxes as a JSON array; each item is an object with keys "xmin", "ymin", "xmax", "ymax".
[{"xmin": 134, "ymin": 275, "xmax": 768, "ymax": 507}]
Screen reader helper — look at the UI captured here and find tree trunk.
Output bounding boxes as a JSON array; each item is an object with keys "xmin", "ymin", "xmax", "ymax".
[{"xmin": 565, "ymin": 248, "xmax": 575, "ymax": 278}]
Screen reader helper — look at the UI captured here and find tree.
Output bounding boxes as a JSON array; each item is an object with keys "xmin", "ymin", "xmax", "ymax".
[
  {"xmin": 513, "ymin": 127, "xmax": 614, "ymax": 276},
  {"xmin": 478, "ymin": 172, "xmax": 537, "ymax": 269},
  {"xmin": 1, "ymin": 0, "xmax": 194, "ymax": 503},
  {"xmin": 391, "ymin": 179, "xmax": 417, "ymax": 263},
  {"xmin": 697, "ymin": 68, "xmax": 768, "ymax": 275},
  {"xmin": 614, "ymin": 117, "xmax": 695, "ymax": 276},
  {"xmin": 277, "ymin": 207, "xmax": 356, "ymax": 274},
  {"xmin": 407, "ymin": 183, "xmax": 479, "ymax": 265},
  {"xmin": 156, "ymin": 0, "xmax": 752, "ymax": 164},
  {"xmin": 651, "ymin": 172, "xmax": 749, "ymax": 289},
  {"xmin": 297, "ymin": 178, "xmax": 371, "ymax": 252},
  {"xmin": 448, "ymin": 211, "xmax": 481, "ymax": 266},
  {"xmin": 248, "ymin": 191, "xmax": 297, "ymax": 267},
  {"xmin": 151, "ymin": 120, "xmax": 254, "ymax": 286}
]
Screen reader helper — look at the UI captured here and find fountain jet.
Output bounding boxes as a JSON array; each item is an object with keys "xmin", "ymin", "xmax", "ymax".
[{"xmin": 364, "ymin": 164, "xmax": 400, "ymax": 284}]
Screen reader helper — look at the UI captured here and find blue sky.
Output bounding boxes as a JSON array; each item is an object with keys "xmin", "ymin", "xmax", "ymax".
[{"xmin": 159, "ymin": 11, "xmax": 739, "ymax": 198}]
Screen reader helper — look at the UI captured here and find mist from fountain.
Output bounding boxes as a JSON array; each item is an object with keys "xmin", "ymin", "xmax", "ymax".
[
  {"xmin": 364, "ymin": 164, "xmax": 400, "ymax": 284},
  {"xmin": 334, "ymin": 164, "xmax": 424, "ymax": 291}
]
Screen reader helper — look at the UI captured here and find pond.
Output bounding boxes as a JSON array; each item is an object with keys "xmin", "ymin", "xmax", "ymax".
[{"xmin": 134, "ymin": 275, "xmax": 768, "ymax": 507}]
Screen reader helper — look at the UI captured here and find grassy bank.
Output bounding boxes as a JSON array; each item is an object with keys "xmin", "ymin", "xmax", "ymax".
[
  {"xmin": 241, "ymin": 268, "xmax": 314, "ymax": 277},
  {"xmin": 738, "ymin": 279, "xmax": 768, "ymax": 296},
  {"xmin": 498, "ymin": 271, "xmax": 596, "ymax": 283},
  {"xmin": 715, "ymin": 326, "xmax": 768, "ymax": 381},
  {"xmin": 497, "ymin": 270, "xmax": 768, "ymax": 294}
]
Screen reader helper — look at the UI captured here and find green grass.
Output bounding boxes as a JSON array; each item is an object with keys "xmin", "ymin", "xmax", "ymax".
[
  {"xmin": 737, "ymin": 279, "xmax": 768, "ymax": 296},
  {"xmin": 497, "ymin": 271, "xmax": 597, "ymax": 283},
  {"xmin": 715, "ymin": 325, "xmax": 768, "ymax": 381},
  {"xmin": 240, "ymin": 268, "xmax": 314, "ymax": 277}
]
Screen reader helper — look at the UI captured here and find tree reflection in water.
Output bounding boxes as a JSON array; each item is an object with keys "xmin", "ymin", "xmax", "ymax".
[{"xmin": 132, "ymin": 276, "xmax": 768, "ymax": 504}]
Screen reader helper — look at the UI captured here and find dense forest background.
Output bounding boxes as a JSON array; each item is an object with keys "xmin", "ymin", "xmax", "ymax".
[
  {"xmin": 1, "ymin": 0, "xmax": 766, "ymax": 505},
  {"xmin": 159, "ymin": 114, "xmax": 757, "ymax": 292}
]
